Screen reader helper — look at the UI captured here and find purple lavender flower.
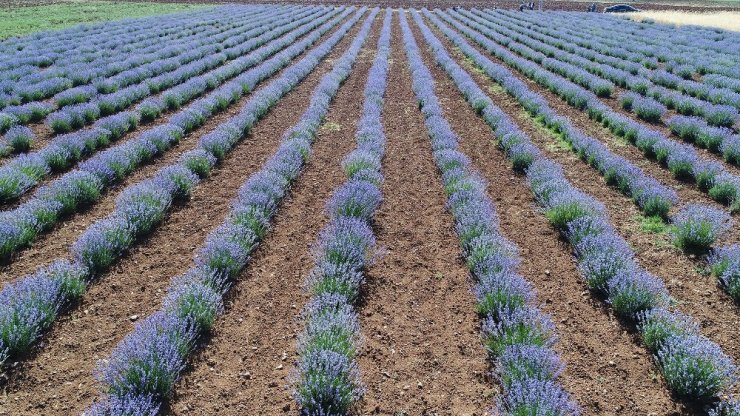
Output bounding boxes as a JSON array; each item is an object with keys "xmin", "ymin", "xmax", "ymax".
[
  {"xmin": 482, "ymin": 306, "xmax": 556, "ymax": 357},
  {"xmin": 298, "ymin": 293, "xmax": 359, "ymax": 358},
  {"xmin": 721, "ymin": 135, "xmax": 740, "ymax": 166},
  {"xmin": 179, "ymin": 148, "xmax": 217, "ymax": 178},
  {"xmin": 195, "ymin": 224, "xmax": 252, "ymax": 280},
  {"xmin": 658, "ymin": 334, "xmax": 738, "ymax": 401},
  {"xmin": 294, "ymin": 349, "xmax": 364, "ymax": 416},
  {"xmin": 306, "ymin": 260, "xmax": 364, "ymax": 303},
  {"xmin": 637, "ymin": 308, "xmax": 699, "ymax": 352},
  {"xmin": 163, "ymin": 278, "xmax": 222, "ymax": 333},
  {"xmin": 495, "ymin": 378, "xmax": 580, "ymax": 416},
  {"xmin": 3, "ymin": 125, "xmax": 34, "ymax": 152},
  {"xmin": 475, "ymin": 269, "xmax": 533, "ymax": 320},
  {"xmin": 708, "ymin": 245, "xmax": 740, "ymax": 302},
  {"xmin": 314, "ymin": 217, "xmax": 375, "ymax": 272},
  {"xmin": 326, "ymin": 180, "xmax": 381, "ymax": 221},
  {"xmin": 0, "ymin": 273, "xmax": 62, "ymax": 358},
  {"xmin": 115, "ymin": 181, "xmax": 173, "ymax": 236},
  {"xmin": 72, "ymin": 216, "xmax": 134, "ymax": 272},
  {"xmin": 496, "ymin": 344, "xmax": 564, "ymax": 388},
  {"xmin": 577, "ymin": 234, "xmax": 636, "ymax": 293},
  {"xmin": 607, "ymin": 270, "xmax": 668, "ymax": 318},
  {"xmin": 86, "ymin": 393, "xmax": 160, "ymax": 416},
  {"xmin": 465, "ymin": 234, "xmax": 519, "ymax": 278},
  {"xmin": 37, "ymin": 169, "xmax": 103, "ymax": 215},
  {"xmin": 154, "ymin": 165, "xmax": 199, "ymax": 200},
  {"xmin": 96, "ymin": 312, "xmax": 196, "ymax": 398},
  {"xmin": 709, "ymin": 399, "xmax": 740, "ymax": 416},
  {"xmin": 0, "ymin": 166, "xmax": 35, "ymax": 202},
  {"xmin": 671, "ymin": 204, "xmax": 732, "ymax": 252}
]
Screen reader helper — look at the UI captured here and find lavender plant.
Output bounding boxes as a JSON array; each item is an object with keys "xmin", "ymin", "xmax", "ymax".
[{"xmin": 671, "ymin": 204, "xmax": 732, "ymax": 252}]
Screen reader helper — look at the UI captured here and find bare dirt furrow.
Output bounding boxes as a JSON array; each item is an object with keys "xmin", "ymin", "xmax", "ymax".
[
  {"xmin": 0, "ymin": 12, "xmax": 355, "ymax": 285},
  {"xmin": 417, "ymin": 19, "xmax": 682, "ymax": 415},
  {"xmin": 0, "ymin": 13, "xmax": 365, "ymax": 416},
  {"xmin": 165, "ymin": 15, "xmax": 381, "ymax": 416},
  {"xmin": 356, "ymin": 20, "xmax": 489, "ymax": 416},
  {"xmin": 434, "ymin": 14, "xmax": 740, "ymax": 393}
]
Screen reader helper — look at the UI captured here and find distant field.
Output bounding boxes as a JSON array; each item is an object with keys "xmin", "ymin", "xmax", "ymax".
[
  {"xmin": 0, "ymin": 0, "xmax": 211, "ymax": 39},
  {"xmin": 630, "ymin": 10, "xmax": 740, "ymax": 30}
]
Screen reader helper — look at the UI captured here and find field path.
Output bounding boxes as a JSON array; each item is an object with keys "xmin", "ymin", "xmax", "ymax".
[{"xmin": 355, "ymin": 18, "xmax": 489, "ymax": 415}]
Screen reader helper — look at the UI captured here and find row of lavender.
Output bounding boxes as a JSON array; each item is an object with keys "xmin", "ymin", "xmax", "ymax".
[
  {"xmin": 0, "ymin": 7, "xmax": 358, "ymax": 366},
  {"xmin": 421, "ymin": 10, "xmax": 738, "ymax": 411},
  {"xmin": 0, "ymin": 6, "xmax": 313, "ymax": 144},
  {"xmin": 468, "ymin": 10, "xmax": 740, "ymax": 167},
  {"xmin": 428, "ymin": 14, "xmax": 678, "ymax": 221},
  {"xmin": 40, "ymin": 7, "xmax": 309, "ymax": 131},
  {"xmin": 293, "ymin": 10, "xmax": 391, "ymax": 414},
  {"xmin": 86, "ymin": 9, "xmax": 375, "ymax": 414},
  {"xmin": 440, "ymin": 12, "xmax": 740, "ymax": 210},
  {"xmin": 0, "ymin": 6, "xmax": 230, "ymax": 63},
  {"xmin": 0, "ymin": 7, "xmax": 348, "ymax": 262},
  {"xmin": 405, "ymin": 11, "xmax": 579, "ymax": 414},
  {"xmin": 438, "ymin": 8, "xmax": 740, "ymax": 317},
  {"xmin": 498, "ymin": 10, "xmax": 740, "ymax": 130},
  {"xmin": 440, "ymin": 8, "xmax": 740, "ymax": 209},
  {"xmin": 0, "ymin": 6, "xmax": 333, "ymax": 204},
  {"xmin": 0, "ymin": 7, "xmax": 240, "ymax": 111}
]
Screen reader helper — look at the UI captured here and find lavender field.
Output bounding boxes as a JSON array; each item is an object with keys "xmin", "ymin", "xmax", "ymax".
[{"xmin": 0, "ymin": 4, "xmax": 739, "ymax": 415}]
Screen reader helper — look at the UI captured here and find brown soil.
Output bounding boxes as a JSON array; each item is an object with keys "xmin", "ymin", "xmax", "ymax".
[
  {"xmin": 418, "ymin": 17, "xmax": 684, "ymax": 414},
  {"xmin": 163, "ymin": 14, "xmax": 382, "ymax": 416},
  {"xmin": 356, "ymin": 18, "xmax": 489, "ymax": 415},
  {"xmin": 0, "ymin": 12, "xmax": 362, "ymax": 415}
]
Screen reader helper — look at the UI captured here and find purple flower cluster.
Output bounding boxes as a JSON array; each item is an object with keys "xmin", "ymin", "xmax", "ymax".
[
  {"xmin": 709, "ymin": 245, "xmax": 740, "ymax": 303},
  {"xmin": 619, "ymin": 92, "xmax": 666, "ymax": 123},
  {"xmin": 88, "ymin": 8, "xmax": 371, "ymax": 413},
  {"xmin": 0, "ymin": 125, "xmax": 34, "ymax": 155},
  {"xmin": 426, "ymin": 9, "xmax": 738, "ymax": 403},
  {"xmin": 407, "ymin": 11, "xmax": 578, "ymax": 415},
  {"xmin": 670, "ymin": 204, "xmax": 732, "ymax": 252}
]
